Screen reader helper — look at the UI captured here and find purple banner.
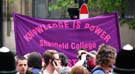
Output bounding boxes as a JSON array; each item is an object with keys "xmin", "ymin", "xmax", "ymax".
[{"xmin": 13, "ymin": 13, "xmax": 121, "ymax": 66}]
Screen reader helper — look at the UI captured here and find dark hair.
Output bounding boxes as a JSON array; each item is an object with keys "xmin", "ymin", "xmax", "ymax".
[
  {"xmin": 28, "ymin": 52, "xmax": 42, "ymax": 69},
  {"xmin": 59, "ymin": 53, "xmax": 68, "ymax": 66},
  {"xmin": 16, "ymin": 56, "xmax": 26, "ymax": 65}
]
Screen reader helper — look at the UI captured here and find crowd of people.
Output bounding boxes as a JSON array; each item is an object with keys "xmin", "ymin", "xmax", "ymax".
[{"xmin": 0, "ymin": 44, "xmax": 135, "ymax": 74}]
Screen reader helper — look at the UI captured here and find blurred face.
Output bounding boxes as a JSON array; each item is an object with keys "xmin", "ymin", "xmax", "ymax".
[
  {"xmin": 16, "ymin": 59, "xmax": 28, "ymax": 74},
  {"xmin": 53, "ymin": 54, "xmax": 59, "ymax": 60},
  {"xmin": 108, "ymin": 56, "xmax": 116, "ymax": 68},
  {"xmin": 53, "ymin": 54, "xmax": 61, "ymax": 66}
]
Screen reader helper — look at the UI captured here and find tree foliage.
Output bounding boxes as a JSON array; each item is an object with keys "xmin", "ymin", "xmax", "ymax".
[
  {"xmin": 49, "ymin": 0, "xmax": 135, "ymax": 29},
  {"xmin": 88, "ymin": 0, "xmax": 122, "ymax": 12},
  {"xmin": 49, "ymin": 0, "xmax": 75, "ymax": 11},
  {"xmin": 49, "ymin": 0, "xmax": 122, "ymax": 14}
]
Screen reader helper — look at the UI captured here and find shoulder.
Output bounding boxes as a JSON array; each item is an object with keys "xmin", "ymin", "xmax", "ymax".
[
  {"xmin": 43, "ymin": 70, "xmax": 49, "ymax": 74},
  {"xmin": 32, "ymin": 68, "xmax": 41, "ymax": 74},
  {"xmin": 91, "ymin": 67, "xmax": 105, "ymax": 74},
  {"xmin": 92, "ymin": 70, "xmax": 105, "ymax": 74},
  {"xmin": 59, "ymin": 67, "xmax": 71, "ymax": 74}
]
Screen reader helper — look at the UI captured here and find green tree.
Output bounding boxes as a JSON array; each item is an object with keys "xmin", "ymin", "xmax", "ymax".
[
  {"xmin": 49, "ymin": 0, "xmax": 123, "ymax": 16},
  {"xmin": 90, "ymin": 0, "xmax": 122, "ymax": 12},
  {"xmin": 49, "ymin": 0, "xmax": 77, "ymax": 19},
  {"xmin": 49, "ymin": 0, "xmax": 135, "ymax": 29}
]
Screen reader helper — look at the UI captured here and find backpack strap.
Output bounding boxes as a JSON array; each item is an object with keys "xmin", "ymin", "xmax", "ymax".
[{"xmin": 91, "ymin": 67, "xmax": 105, "ymax": 74}]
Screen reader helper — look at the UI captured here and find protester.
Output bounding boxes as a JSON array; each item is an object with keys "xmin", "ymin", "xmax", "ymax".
[
  {"xmin": 91, "ymin": 44, "xmax": 117, "ymax": 74},
  {"xmin": 58, "ymin": 53, "xmax": 71, "ymax": 74},
  {"xmin": 43, "ymin": 50, "xmax": 61, "ymax": 74},
  {"xmin": 70, "ymin": 66, "xmax": 89, "ymax": 74},
  {"xmin": 0, "ymin": 47, "xmax": 17, "ymax": 74},
  {"xmin": 27, "ymin": 52, "xmax": 42, "ymax": 74},
  {"xmin": 74, "ymin": 48, "xmax": 96, "ymax": 72},
  {"xmin": 74, "ymin": 48, "xmax": 88, "ymax": 66},
  {"xmin": 84, "ymin": 51, "xmax": 96, "ymax": 72},
  {"xmin": 113, "ymin": 44, "xmax": 135, "ymax": 74},
  {"xmin": 16, "ymin": 56, "xmax": 28, "ymax": 74}
]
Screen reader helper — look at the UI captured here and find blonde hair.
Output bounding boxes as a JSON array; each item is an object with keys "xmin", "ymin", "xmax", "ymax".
[
  {"xmin": 96, "ymin": 44, "xmax": 117, "ymax": 66},
  {"xmin": 71, "ymin": 66, "xmax": 89, "ymax": 74}
]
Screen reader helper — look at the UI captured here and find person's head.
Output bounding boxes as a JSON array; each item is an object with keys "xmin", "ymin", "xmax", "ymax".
[
  {"xmin": 113, "ymin": 44, "xmax": 135, "ymax": 74},
  {"xmin": 27, "ymin": 52, "xmax": 42, "ymax": 69},
  {"xmin": 70, "ymin": 66, "xmax": 89, "ymax": 74},
  {"xmin": 59, "ymin": 53, "xmax": 68, "ymax": 66},
  {"xmin": 96, "ymin": 44, "xmax": 117, "ymax": 68},
  {"xmin": 77, "ymin": 48, "xmax": 87, "ymax": 60},
  {"xmin": 16, "ymin": 56, "xmax": 28, "ymax": 74},
  {"xmin": 85, "ymin": 52, "xmax": 96, "ymax": 71},
  {"xmin": 0, "ymin": 47, "xmax": 17, "ymax": 74},
  {"xmin": 43, "ymin": 50, "xmax": 59, "ymax": 67}
]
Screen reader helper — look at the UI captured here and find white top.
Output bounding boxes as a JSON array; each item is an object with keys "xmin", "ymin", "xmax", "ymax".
[{"xmin": 43, "ymin": 70, "xmax": 49, "ymax": 74}]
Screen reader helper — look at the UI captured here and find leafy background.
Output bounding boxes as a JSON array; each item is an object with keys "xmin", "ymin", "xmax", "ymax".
[{"xmin": 49, "ymin": 0, "xmax": 135, "ymax": 29}]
